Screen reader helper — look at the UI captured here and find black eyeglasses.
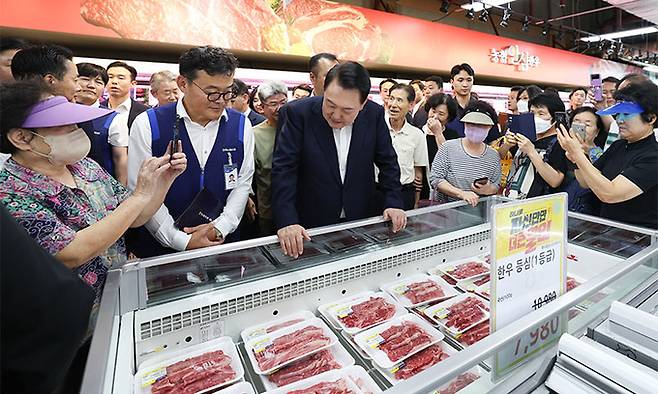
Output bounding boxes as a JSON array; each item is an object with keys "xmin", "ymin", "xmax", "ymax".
[{"xmin": 190, "ymin": 79, "xmax": 237, "ymax": 102}]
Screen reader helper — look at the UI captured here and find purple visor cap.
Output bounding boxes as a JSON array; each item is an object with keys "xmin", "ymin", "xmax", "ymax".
[
  {"xmin": 21, "ymin": 96, "xmax": 113, "ymax": 128},
  {"xmin": 596, "ymin": 101, "xmax": 644, "ymax": 116}
]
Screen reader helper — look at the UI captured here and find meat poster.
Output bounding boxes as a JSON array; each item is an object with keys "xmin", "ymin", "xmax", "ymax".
[{"xmin": 1, "ymin": 0, "xmax": 636, "ymax": 85}]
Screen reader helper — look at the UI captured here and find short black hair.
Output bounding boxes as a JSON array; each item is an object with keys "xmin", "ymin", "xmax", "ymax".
[
  {"xmin": 409, "ymin": 79, "xmax": 425, "ymax": 90},
  {"xmin": 450, "ymin": 63, "xmax": 475, "ymax": 79},
  {"xmin": 602, "ymin": 76, "xmax": 620, "ymax": 85},
  {"xmin": 323, "ymin": 61, "xmax": 371, "ymax": 103},
  {"xmin": 11, "ymin": 44, "xmax": 73, "ymax": 80},
  {"xmin": 544, "ymin": 87, "xmax": 560, "ymax": 97},
  {"xmin": 518, "ymin": 85, "xmax": 543, "ymax": 101},
  {"xmin": 292, "ymin": 84, "xmax": 313, "ymax": 94},
  {"xmin": 424, "ymin": 93, "xmax": 458, "ymax": 122},
  {"xmin": 570, "ymin": 106, "xmax": 607, "ymax": 149},
  {"xmin": 77, "ymin": 62, "xmax": 108, "ymax": 85},
  {"xmin": 107, "ymin": 61, "xmax": 138, "ymax": 81},
  {"xmin": 0, "ymin": 37, "xmax": 30, "ymax": 52},
  {"xmin": 179, "ymin": 46, "xmax": 238, "ymax": 81},
  {"xmin": 614, "ymin": 80, "xmax": 658, "ymax": 126},
  {"xmin": 309, "ymin": 52, "xmax": 338, "ymax": 73},
  {"xmin": 248, "ymin": 85, "xmax": 260, "ymax": 111},
  {"xmin": 379, "ymin": 78, "xmax": 397, "ymax": 89},
  {"xmin": 463, "ymin": 100, "xmax": 497, "ymax": 125},
  {"xmin": 616, "ymin": 73, "xmax": 648, "ymax": 89},
  {"xmin": 424, "ymin": 75, "xmax": 443, "ymax": 87},
  {"xmin": 233, "ymin": 78, "xmax": 249, "ymax": 95},
  {"xmin": 529, "ymin": 93, "xmax": 566, "ymax": 121},
  {"xmin": 389, "ymin": 83, "xmax": 415, "ymax": 103},
  {"xmin": 1, "ymin": 81, "xmax": 46, "ymax": 154},
  {"xmin": 569, "ymin": 87, "xmax": 587, "ymax": 99},
  {"xmin": 510, "ymin": 85, "xmax": 524, "ymax": 93}
]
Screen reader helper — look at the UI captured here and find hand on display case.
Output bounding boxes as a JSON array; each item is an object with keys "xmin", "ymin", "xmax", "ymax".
[
  {"xmin": 184, "ymin": 222, "xmax": 224, "ymax": 250},
  {"xmin": 383, "ymin": 208, "xmax": 407, "ymax": 233},
  {"xmin": 278, "ymin": 224, "xmax": 312, "ymax": 258},
  {"xmin": 459, "ymin": 190, "xmax": 480, "ymax": 207}
]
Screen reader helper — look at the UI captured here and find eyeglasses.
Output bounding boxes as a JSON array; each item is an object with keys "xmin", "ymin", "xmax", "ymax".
[
  {"xmin": 262, "ymin": 100, "xmax": 287, "ymax": 109},
  {"xmin": 190, "ymin": 79, "xmax": 237, "ymax": 102}
]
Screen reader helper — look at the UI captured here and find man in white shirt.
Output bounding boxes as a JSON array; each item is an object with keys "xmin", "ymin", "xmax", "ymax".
[
  {"xmin": 386, "ymin": 84, "xmax": 429, "ymax": 210},
  {"xmin": 231, "ymin": 78, "xmax": 266, "ymax": 126},
  {"xmin": 127, "ymin": 46, "xmax": 255, "ymax": 258}
]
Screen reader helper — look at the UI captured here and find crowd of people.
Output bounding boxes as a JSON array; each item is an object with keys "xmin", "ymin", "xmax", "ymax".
[{"xmin": 1, "ymin": 36, "xmax": 657, "ymax": 392}]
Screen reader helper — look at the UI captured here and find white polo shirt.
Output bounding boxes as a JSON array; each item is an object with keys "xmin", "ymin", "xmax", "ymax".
[{"xmin": 385, "ymin": 114, "xmax": 428, "ymax": 185}]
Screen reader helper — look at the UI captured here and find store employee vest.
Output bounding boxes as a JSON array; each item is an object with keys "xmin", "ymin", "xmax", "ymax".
[
  {"xmin": 81, "ymin": 112, "xmax": 119, "ymax": 177},
  {"xmin": 127, "ymin": 103, "xmax": 246, "ymax": 258}
]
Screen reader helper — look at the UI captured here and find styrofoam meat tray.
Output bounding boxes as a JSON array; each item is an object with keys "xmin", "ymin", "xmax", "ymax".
[
  {"xmin": 240, "ymin": 311, "xmax": 316, "ymax": 344},
  {"xmin": 456, "ymin": 275, "xmax": 491, "ymax": 293},
  {"xmin": 134, "ymin": 336, "xmax": 244, "ymax": 394},
  {"xmin": 423, "ymin": 294, "xmax": 490, "ymax": 336},
  {"xmin": 344, "ymin": 365, "xmax": 383, "ymax": 394},
  {"xmin": 264, "ymin": 368, "xmax": 364, "ymax": 394},
  {"xmin": 376, "ymin": 341, "xmax": 457, "ymax": 383},
  {"xmin": 259, "ymin": 343, "xmax": 355, "ymax": 391},
  {"xmin": 217, "ymin": 381, "xmax": 256, "ymax": 394},
  {"xmin": 245, "ymin": 318, "xmax": 338, "ymax": 375},
  {"xmin": 318, "ymin": 291, "xmax": 376, "ymax": 330},
  {"xmin": 431, "ymin": 256, "xmax": 490, "ymax": 283},
  {"xmin": 381, "ymin": 273, "xmax": 460, "ymax": 308},
  {"xmin": 327, "ymin": 291, "xmax": 407, "ymax": 335},
  {"xmin": 353, "ymin": 313, "xmax": 444, "ymax": 369}
]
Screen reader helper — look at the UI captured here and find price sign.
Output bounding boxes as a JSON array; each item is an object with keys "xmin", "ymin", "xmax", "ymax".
[{"xmin": 490, "ymin": 194, "xmax": 567, "ymax": 380}]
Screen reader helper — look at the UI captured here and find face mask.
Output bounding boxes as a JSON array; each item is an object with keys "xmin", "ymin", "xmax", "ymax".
[
  {"xmin": 534, "ymin": 116, "xmax": 554, "ymax": 134},
  {"xmin": 517, "ymin": 99, "xmax": 529, "ymax": 113},
  {"xmin": 30, "ymin": 127, "xmax": 91, "ymax": 166},
  {"xmin": 464, "ymin": 124, "xmax": 489, "ymax": 143}
]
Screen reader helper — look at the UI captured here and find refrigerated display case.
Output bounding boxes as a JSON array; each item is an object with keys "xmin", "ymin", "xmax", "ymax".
[{"xmin": 80, "ymin": 198, "xmax": 658, "ymax": 394}]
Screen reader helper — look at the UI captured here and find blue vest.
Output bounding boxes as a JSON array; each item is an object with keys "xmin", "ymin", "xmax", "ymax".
[
  {"xmin": 126, "ymin": 103, "xmax": 246, "ymax": 258},
  {"xmin": 82, "ymin": 112, "xmax": 118, "ymax": 176}
]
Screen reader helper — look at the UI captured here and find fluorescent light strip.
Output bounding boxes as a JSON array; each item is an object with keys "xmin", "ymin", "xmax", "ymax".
[
  {"xmin": 461, "ymin": 1, "xmax": 515, "ymax": 12},
  {"xmin": 580, "ymin": 26, "xmax": 658, "ymax": 42}
]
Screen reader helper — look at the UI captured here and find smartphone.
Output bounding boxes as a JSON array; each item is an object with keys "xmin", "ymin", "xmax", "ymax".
[
  {"xmin": 590, "ymin": 73, "xmax": 603, "ymax": 102},
  {"xmin": 473, "ymin": 177, "xmax": 489, "ymax": 185},
  {"xmin": 554, "ymin": 111, "xmax": 569, "ymax": 131},
  {"xmin": 571, "ymin": 123, "xmax": 587, "ymax": 140},
  {"xmin": 171, "ymin": 115, "xmax": 181, "ymax": 162}
]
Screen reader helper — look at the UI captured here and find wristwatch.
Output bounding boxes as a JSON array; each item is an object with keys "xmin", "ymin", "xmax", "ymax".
[{"xmin": 214, "ymin": 227, "xmax": 224, "ymax": 241}]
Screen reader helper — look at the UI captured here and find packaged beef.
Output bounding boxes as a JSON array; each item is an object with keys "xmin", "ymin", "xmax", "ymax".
[
  {"xmin": 241, "ymin": 311, "xmax": 316, "ymax": 344},
  {"xmin": 354, "ymin": 314, "xmax": 444, "ymax": 369},
  {"xmin": 457, "ymin": 275, "xmax": 490, "ymax": 296},
  {"xmin": 424, "ymin": 294, "xmax": 490, "ymax": 336},
  {"xmin": 312, "ymin": 230, "xmax": 371, "ymax": 252},
  {"xmin": 457, "ymin": 320, "xmax": 489, "ymax": 346},
  {"xmin": 344, "ymin": 365, "xmax": 382, "ymax": 394},
  {"xmin": 432, "ymin": 256, "xmax": 490, "ymax": 283},
  {"xmin": 393, "ymin": 344, "xmax": 450, "ymax": 380},
  {"xmin": 264, "ymin": 369, "xmax": 363, "ymax": 394},
  {"xmin": 382, "ymin": 274, "xmax": 458, "ymax": 307},
  {"xmin": 246, "ymin": 318, "xmax": 338, "ymax": 374},
  {"xmin": 438, "ymin": 371, "xmax": 480, "ymax": 394},
  {"xmin": 134, "ymin": 337, "xmax": 243, "ymax": 394},
  {"xmin": 328, "ymin": 292, "xmax": 405, "ymax": 334},
  {"xmin": 286, "ymin": 379, "xmax": 355, "ymax": 394},
  {"xmin": 566, "ymin": 276, "xmax": 580, "ymax": 292}
]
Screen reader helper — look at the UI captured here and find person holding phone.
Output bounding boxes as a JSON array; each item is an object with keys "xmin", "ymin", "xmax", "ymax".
[
  {"xmin": 429, "ymin": 101, "xmax": 501, "ymax": 207},
  {"xmin": 504, "ymin": 93, "xmax": 570, "ymax": 199}
]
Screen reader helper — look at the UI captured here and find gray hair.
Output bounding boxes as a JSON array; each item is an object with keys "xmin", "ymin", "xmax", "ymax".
[
  {"xmin": 258, "ymin": 80, "xmax": 288, "ymax": 102},
  {"xmin": 149, "ymin": 70, "xmax": 177, "ymax": 91}
]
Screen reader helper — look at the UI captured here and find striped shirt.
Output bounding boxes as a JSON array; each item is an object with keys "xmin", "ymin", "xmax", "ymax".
[{"xmin": 429, "ymin": 139, "xmax": 502, "ymax": 203}]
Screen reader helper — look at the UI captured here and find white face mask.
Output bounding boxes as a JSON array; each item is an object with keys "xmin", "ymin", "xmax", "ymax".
[
  {"xmin": 30, "ymin": 127, "xmax": 91, "ymax": 166},
  {"xmin": 534, "ymin": 116, "xmax": 554, "ymax": 134},
  {"xmin": 517, "ymin": 99, "xmax": 529, "ymax": 113}
]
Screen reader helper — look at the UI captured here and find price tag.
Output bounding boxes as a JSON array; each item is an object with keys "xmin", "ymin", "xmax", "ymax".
[
  {"xmin": 366, "ymin": 334, "xmax": 385, "ymax": 349},
  {"xmin": 334, "ymin": 305, "xmax": 353, "ymax": 318},
  {"xmin": 252, "ymin": 337, "xmax": 273, "ymax": 354},
  {"xmin": 490, "ymin": 194, "xmax": 567, "ymax": 381},
  {"xmin": 393, "ymin": 284, "xmax": 409, "ymax": 295},
  {"xmin": 141, "ymin": 367, "xmax": 166, "ymax": 388}
]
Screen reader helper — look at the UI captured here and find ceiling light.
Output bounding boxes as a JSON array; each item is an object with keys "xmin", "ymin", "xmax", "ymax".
[
  {"xmin": 598, "ymin": 40, "xmax": 606, "ymax": 51},
  {"xmin": 440, "ymin": 0, "xmax": 450, "ymax": 13},
  {"xmin": 465, "ymin": 2, "xmax": 476, "ymax": 20},
  {"xmin": 521, "ymin": 16, "xmax": 530, "ymax": 32},
  {"xmin": 580, "ymin": 26, "xmax": 658, "ymax": 42},
  {"xmin": 500, "ymin": 6, "xmax": 511, "ymax": 27},
  {"xmin": 461, "ymin": 0, "xmax": 517, "ymax": 12},
  {"xmin": 479, "ymin": 8, "xmax": 490, "ymax": 22}
]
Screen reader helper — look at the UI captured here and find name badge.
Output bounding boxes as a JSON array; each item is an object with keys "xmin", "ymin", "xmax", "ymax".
[{"xmin": 224, "ymin": 164, "xmax": 238, "ymax": 190}]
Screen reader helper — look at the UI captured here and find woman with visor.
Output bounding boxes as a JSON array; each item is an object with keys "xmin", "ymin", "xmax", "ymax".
[{"xmin": 557, "ymin": 80, "xmax": 658, "ymax": 229}]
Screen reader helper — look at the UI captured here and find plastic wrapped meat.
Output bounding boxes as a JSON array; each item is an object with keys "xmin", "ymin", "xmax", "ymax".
[
  {"xmin": 441, "ymin": 274, "xmax": 457, "ymax": 286},
  {"xmin": 458, "ymin": 320, "xmax": 489, "ymax": 346},
  {"xmin": 566, "ymin": 277, "xmax": 580, "ymax": 292},
  {"xmin": 313, "ymin": 231, "xmax": 370, "ymax": 252},
  {"xmin": 199, "ymin": 250, "xmax": 275, "ymax": 282},
  {"xmin": 146, "ymin": 261, "xmax": 207, "ymax": 296},
  {"xmin": 393, "ymin": 344, "xmax": 450, "ymax": 380},
  {"xmin": 267, "ymin": 349, "xmax": 341, "ymax": 387},
  {"xmin": 379, "ymin": 322, "xmax": 433, "ymax": 362},
  {"xmin": 339, "ymin": 297, "xmax": 396, "ymax": 329},
  {"xmin": 445, "ymin": 297, "xmax": 488, "ymax": 332},
  {"xmin": 254, "ymin": 326, "xmax": 331, "ymax": 371},
  {"xmin": 286, "ymin": 378, "xmax": 355, "ymax": 394},
  {"xmin": 402, "ymin": 280, "xmax": 446, "ymax": 304},
  {"xmin": 449, "ymin": 261, "xmax": 488, "ymax": 280},
  {"xmin": 150, "ymin": 350, "xmax": 235, "ymax": 394},
  {"xmin": 440, "ymin": 372, "xmax": 480, "ymax": 394}
]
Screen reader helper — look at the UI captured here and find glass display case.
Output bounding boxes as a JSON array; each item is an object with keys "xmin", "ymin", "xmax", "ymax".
[{"xmin": 80, "ymin": 198, "xmax": 658, "ymax": 394}]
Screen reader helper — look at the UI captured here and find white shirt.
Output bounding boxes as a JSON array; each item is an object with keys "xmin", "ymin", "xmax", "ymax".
[
  {"xmin": 107, "ymin": 97, "xmax": 132, "ymax": 148},
  {"xmin": 385, "ymin": 115, "xmax": 428, "ymax": 185},
  {"xmin": 412, "ymin": 100, "xmax": 423, "ymax": 117},
  {"xmin": 128, "ymin": 99, "xmax": 255, "ymax": 251},
  {"xmin": 332, "ymin": 125, "xmax": 352, "ymax": 183}
]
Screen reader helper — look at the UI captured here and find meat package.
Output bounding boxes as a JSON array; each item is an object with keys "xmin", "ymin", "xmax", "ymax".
[
  {"xmin": 436, "ymin": 370, "xmax": 481, "ymax": 394},
  {"xmin": 197, "ymin": 250, "xmax": 276, "ymax": 283},
  {"xmin": 359, "ymin": 222, "xmax": 412, "ymax": 243},
  {"xmin": 326, "ymin": 292, "xmax": 406, "ymax": 334},
  {"xmin": 389, "ymin": 343, "xmax": 453, "ymax": 381},
  {"xmin": 241, "ymin": 311, "xmax": 316, "ymax": 344},
  {"xmin": 246, "ymin": 318, "xmax": 338, "ymax": 375},
  {"xmin": 146, "ymin": 261, "xmax": 208, "ymax": 299},
  {"xmin": 343, "ymin": 366, "xmax": 382, "ymax": 394},
  {"xmin": 433, "ymin": 256, "xmax": 490, "ymax": 282},
  {"xmin": 354, "ymin": 314, "xmax": 444, "ymax": 369},
  {"xmin": 260, "ymin": 345, "xmax": 355, "ymax": 390},
  {"xmin": 382, "ymin": 274, "xmax": 458, "ymax": 307},
  {"xmin": 424, "ymin": 294, "xmax": 490, "ymax": 336},
  {"xmin": 566, "ymin": 276, "xmax": 581, "ymax": 292},
  {"xmin": 312, "ymin": 230, "xmax": 371, "ymax": 252},
  {"xmin": 216, "ymin": 382, "xmax": 256, "ymax": 394},
  {"xmin": 134, "ymin": 337, "xmax": 243, "ymax": 394},
  {"xmin": 264, "ymin": 369, "xmax": 364, "ymax": 394},
  {"xmin": 457, "ymin": 320, "xmax": 490, "ymax": 346},
  {"xmin": 319, "ymin": 291, "xmax": 377, "ymax": 330},
  {"xmin": 456, "ymin": 275, "xmax": 490, "ymax": 293}
]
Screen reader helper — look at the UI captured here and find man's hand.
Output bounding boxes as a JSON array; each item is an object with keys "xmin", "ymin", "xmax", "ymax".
[
  {"xmin": 245, "ymin": 197, "xmax": 257, "ymax": 222},
  {"xmin": 383, "ymin": 208, "xmax": 407, "ymax": 233},
  {"xmin": 184, "ymin": 223, "xmax": 223, "ymax": 250},
  {"xmin": 460, "ymin": 190, "xmax": 480, "ymax": 207},
  {"xmin": 277, "ymin": 224, "xmax": 311, "ymax": 258}
]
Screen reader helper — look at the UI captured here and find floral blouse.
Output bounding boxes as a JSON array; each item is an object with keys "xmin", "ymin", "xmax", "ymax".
[{"xmin": 0, "ymin": 158, "xmax": 130, "ymax": 333}]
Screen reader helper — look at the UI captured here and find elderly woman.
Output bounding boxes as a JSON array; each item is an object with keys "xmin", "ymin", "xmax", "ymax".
[
  {"xmin": 558, "ymin": 80, "xmax": 658, "ymax": 229},
  {"xmin": 0, "ymin": 81, "xmax": 187, "ymax": 332},
  {"xmin": 429, "ymin": 100, "xmax": 501, "ymax": 207}
]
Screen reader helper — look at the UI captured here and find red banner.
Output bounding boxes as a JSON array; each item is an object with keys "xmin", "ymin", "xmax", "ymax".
[{"xmin": 1, "ymin": 0, "xmax": 636, "ymax": 85}]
